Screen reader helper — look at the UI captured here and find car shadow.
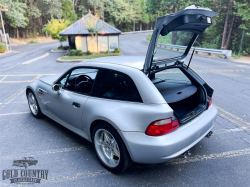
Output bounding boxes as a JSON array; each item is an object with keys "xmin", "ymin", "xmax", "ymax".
[{"xmin": 39, "ymin": 114, "xmax": 210, "ymax": 177}]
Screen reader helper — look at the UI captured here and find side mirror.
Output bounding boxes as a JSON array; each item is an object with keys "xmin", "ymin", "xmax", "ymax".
[{"xmin": 52, "ymin": 84, "xmax": 62, "ymax": 95}]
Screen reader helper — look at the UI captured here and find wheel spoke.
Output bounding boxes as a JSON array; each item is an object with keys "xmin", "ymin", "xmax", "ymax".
[
  {"xmin": 112, "ymin": 146, "xmax": 120, "ymax": 157},
  {"xmin": 99, "ymin": 141, "xmax": 108, "ymax": 147},
  {"xmin": 103, "ymin": 131, "xmax": 111, "ymax": 142},
  {"xmin": 28, "ymin": 96, "xmax": 34, "ymax": 104}
]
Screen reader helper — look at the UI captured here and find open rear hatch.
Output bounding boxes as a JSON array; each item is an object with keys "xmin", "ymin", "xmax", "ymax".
[
  {"xmin": 144, "ymin": 5, "xmax": 218, "ymax": 123},
  {"xmin": 143, "ymin": 5, "xmax": 218, "ymax": 74}
]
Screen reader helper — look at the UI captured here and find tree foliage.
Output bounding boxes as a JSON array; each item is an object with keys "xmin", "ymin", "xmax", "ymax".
[
  {"xmin": 43, "ymin": 19, "xmax": 70, "ymax": 42},
  {"xmin": 0, "ymin": 0, "xmax": 28, "ymax": 28},
  {"xmin": 0, "ymin": 0, "xmax": 249, "ymax": 55}
]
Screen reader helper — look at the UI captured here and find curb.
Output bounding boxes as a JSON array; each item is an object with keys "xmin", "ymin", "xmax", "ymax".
[
  {"xmin": 0, "ymin": 50, "xmax": 13, "ymax": 56},
  {"xmin": 22, "ymin": 53, "xmax": 49, "ymax": 65},
  {"xmin": 50, "ymin": 49, "xmax": 67, "ymax": 53},
  {"xmin": 56, "ymin": 57, "xmax": 85, "ymax": 63}
]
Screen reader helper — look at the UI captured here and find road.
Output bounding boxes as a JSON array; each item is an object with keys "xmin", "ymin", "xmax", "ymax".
[{"xmin": 0, "ymin": 33, "xmax": 250, "ymax": 186}]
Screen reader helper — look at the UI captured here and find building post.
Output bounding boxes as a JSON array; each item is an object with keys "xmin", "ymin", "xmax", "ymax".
[{"xmin": 0, "ymin": 10, "xmax": 9, "ymax": 51}]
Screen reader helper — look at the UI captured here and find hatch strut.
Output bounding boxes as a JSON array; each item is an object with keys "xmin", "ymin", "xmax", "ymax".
[{"xmin": 187, "ymin": 48, "xmax": 195, "ymax": 70}]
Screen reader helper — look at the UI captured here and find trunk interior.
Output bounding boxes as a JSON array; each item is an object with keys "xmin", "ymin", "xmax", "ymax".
[{"xmin": 151, "ymin": 68, "xmax": 206, "ymax": 123}]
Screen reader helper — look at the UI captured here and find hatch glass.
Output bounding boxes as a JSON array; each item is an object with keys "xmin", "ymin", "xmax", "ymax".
[{"xmin": 153, "ymin": 31, "xmax": 194, "ymax": 62}]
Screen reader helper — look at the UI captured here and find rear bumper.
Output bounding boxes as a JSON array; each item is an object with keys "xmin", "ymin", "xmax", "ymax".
[{"xmin": 119, "ymin": 105, "xmax": 218, "ymax": 164}]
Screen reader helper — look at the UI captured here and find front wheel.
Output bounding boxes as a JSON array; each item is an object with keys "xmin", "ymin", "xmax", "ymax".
[
  {"xmin": 27, "ymin": 90, "xmax": 43, "ymax": 118},
  {"xmin": 93, "ymin": 123, "xmax": 132, "ymax": 173}
]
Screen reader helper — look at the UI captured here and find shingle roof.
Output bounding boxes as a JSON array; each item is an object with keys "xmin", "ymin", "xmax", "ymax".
[{"xmin": 59, "ymin": 14, "xmax": 121, "ymax": 36}]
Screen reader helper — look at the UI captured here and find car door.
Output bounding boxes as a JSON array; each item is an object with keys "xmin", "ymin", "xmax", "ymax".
[{"xmin": 46, "ymin": 67, "xmax": 99, "ymax": 131}]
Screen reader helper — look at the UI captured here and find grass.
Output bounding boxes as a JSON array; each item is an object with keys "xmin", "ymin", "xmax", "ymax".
[
  {"xmin": 231, "ymin": 53, "xmax": 242, "ymax": 59},
  {"xmin": 61, "ymin": 53, "xmax": 122, "ymax": 60},
  {"xmin": 27, "ymin": 40, "xmax": 38, "ymax": 44}
]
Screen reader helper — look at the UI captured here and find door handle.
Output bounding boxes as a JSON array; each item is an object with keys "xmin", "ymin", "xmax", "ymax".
[{"xmin": 72, "ymin": 102, "xmax": 80, "ymax": 108}]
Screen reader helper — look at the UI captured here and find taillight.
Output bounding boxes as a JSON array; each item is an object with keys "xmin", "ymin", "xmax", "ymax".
[
  {"xmin": 145, "ymin": 118, "xmax": 179, "ymax": 136},
  {"xmin": 208, "ymin": 96, "xmax": 212, "ymax": 109}
]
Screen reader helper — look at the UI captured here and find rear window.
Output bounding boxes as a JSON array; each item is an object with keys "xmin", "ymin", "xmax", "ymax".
[{"xmin": 153, "ymin": 31, "xmax": 194, "ymax": 61}]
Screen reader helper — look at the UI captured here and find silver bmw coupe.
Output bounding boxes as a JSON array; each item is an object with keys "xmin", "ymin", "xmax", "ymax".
[{"xmin": 27, "ymin": 6, "xmax": 218, "ymax": 173}]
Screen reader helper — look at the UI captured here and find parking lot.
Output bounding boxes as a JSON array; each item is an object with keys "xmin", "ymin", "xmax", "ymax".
[{"xmin": 1, "ymin": 33, "xmax": 250, "ymax": 186}]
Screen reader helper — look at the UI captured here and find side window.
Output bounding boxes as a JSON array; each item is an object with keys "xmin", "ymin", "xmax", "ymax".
[
  {"xmin": 154, "ymin": 68, "xmax": 191, "ymax": 84},
  {"xmin": 59, "ymin": 68, "xmax": 98, "ymax": 95},
  {"xmin": 91, "ymin": 69, "xmax": 142, "ymax": 102}
]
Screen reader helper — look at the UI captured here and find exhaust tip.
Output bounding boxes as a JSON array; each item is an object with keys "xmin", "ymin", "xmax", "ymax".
[{"xmin": 205, "ymin": 131, "xmax": 213, "ymax": 138}]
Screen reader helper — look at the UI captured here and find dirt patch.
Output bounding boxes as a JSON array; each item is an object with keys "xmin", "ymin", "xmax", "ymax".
[
  {"xmin": 10, "ymin": 37, "xmax": 58, "ymax": 46},
  {"xmin": 229, "ymin": 56, "xmax": 250, "ymax": 64}
]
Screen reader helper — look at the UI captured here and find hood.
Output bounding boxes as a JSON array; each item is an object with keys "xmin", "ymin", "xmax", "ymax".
[
  {"xmin": 40, "ymin": 74, "xmax": 61, "ymax": 85},
  {"xmin": 143, "ymin": 5, "xmax": 218, "ymax": 75}
]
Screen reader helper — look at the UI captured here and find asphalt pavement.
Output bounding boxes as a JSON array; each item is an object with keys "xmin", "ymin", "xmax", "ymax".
[{"xmin": 0, "ymin": 33, "xmax": 250, "ymax": 186}]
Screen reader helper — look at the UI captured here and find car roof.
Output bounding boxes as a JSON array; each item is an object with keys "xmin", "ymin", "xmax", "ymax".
[{"xmin": 77, "ymin": 56, "xmax": 145, "ymax": 70}]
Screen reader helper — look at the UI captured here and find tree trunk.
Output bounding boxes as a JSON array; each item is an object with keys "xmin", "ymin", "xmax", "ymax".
[
  {"xmin": 26, "ymin": 30, "xmax": 28, "ymax": 38},
  {"xmin": 171, "ymin": 5, "xmax": 177, "ymax": 44},
  {"xmin": 22, "ymin": 31, "xmax": 26, "ymax": 38},
  {"xmin": 224, "ymin": 15, "xmax": 236, "ymax": 50},
  {"xmin": 238, "ymin": 30, "xmax": 245, "ymax": 54},
  {"xmin": 133, "ymin": 21, "xmax": 135, "ymax": 31},
  {"xmin": 140, "ymin": 21, "xmax": 142, "ymax": 31},
  {"xmin": 46, "ymin": 31, "xmax": 48, "ymax": 37},
  {"xmin": 171, "ymin": 31, "xmax": 178, "ymax": 44},
  {"xmin": 17, "ymin": 28, "xmax": 19, "ymax": 39},
  {"xmin": 221, "ymin": 0, "xmax": 233, "ymax": 49},
  {"xmin": 102, "ymin": 6, "xmax": 105, "ymax": 21},
  {"xmin": 72, "ymin": 0, "xmax": 78, "ymax": 11}
]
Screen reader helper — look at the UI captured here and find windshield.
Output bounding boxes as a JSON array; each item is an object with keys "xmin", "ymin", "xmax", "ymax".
[{"xmin": 153, "ymin": 31, "xmax": 194, "ymax": 61}]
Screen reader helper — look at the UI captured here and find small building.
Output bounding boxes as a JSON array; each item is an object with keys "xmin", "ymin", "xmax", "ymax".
[{"xmin": 59, "ymin": 14, "xmax": 121, "ymax": 53}]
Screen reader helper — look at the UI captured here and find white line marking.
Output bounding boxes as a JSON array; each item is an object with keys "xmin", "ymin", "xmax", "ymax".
[
  {"xmin": 5, "ymin": 88, "xmax": 26, "ymax": 104},
  {"xmin": 22, "ymin": 53, "xmax": 50, "ymax": 65},
  {"xmin": 0, "ymin": 76, "xmax": 6, "ymax": 81},
  {"xmin": 0, "ymin": 146, "xmax": 85, "ymax": 160},
  {"xmin": 168, "ymin": 148, "xmax": 250, "ymax": 165},
  {"xmin": 0, "ymin": 102, "xmax": 27, "ymax": 105},
  {"xmin": 0, "ymin": 112, "xmax": 29, "ymax": 116},
  {"xmin": 0, "ymin": 81, "xmax": 34, "ymax": 83},
  {"xmin": 0, "ymin": 74, "xmax": 54, "ymax": 76},
  {"xmin": 1, "ymin": 63, "xmax": 21, "ymax": 71},
  {"xmin": 29, "ymin": 148, "xmax": 250, "ymax": 182},
  {"xmin": 213, "ymin": 128, "xmax": 250, "ymax": 134}
]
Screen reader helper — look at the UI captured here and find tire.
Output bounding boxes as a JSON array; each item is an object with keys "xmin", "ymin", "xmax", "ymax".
[
  {"xmin": 27, "ymin": 90, "xmax": 43, "ymax": 118},
  {"xmin": 92, "ymin": 123, "xmax": 132, "ymax": 173}
]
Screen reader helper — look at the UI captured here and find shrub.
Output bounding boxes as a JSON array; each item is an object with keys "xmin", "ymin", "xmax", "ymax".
[
  {"xmin": 28, "ymin": 40, "xmax": 38, "ymax": 44},
  {"xmin": 114, "ymin": 48, "xmax": 120, "ymax": 53},
  {"xmin": 0, "ymin": 43, "xmax": 6, "ymax": 53},
  {"xmin": 58, "ymin": 45, "xmax": 63, "ymax": 49},
  {"xmin": 105, "ymin": 50, "xmax": 109, "ymax": 54},
  {"xmin": 63, "ymin": 46, "xmax": 69, "ymax": 50},
  {"xmin": 70, "ymin": 49, "xmax": 77, "ymax": 56},
  {"xmin": 86, "ymin": 50, "xmax": 92, "ymax": 55},
  {"xmin": 76, "ymin": 50, "xmax": 83, "ymax": 56}
]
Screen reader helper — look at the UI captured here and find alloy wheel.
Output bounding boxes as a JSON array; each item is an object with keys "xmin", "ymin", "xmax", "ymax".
[
  {"xmin": 94, "ymin": 129, "xmax": 120, "ymax": 168},
  {"xmin": 28, "ymin": 93, "xmax": 38, "ymax": 115}
]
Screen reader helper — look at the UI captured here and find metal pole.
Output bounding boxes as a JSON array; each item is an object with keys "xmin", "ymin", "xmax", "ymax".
[
  {"xmin": 238, "ymin": 29, "xmax": 245, "ymax": 55},
  {"xmin": 0, "ymin": 11, "xmax": 8, "ymax": 51}
]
